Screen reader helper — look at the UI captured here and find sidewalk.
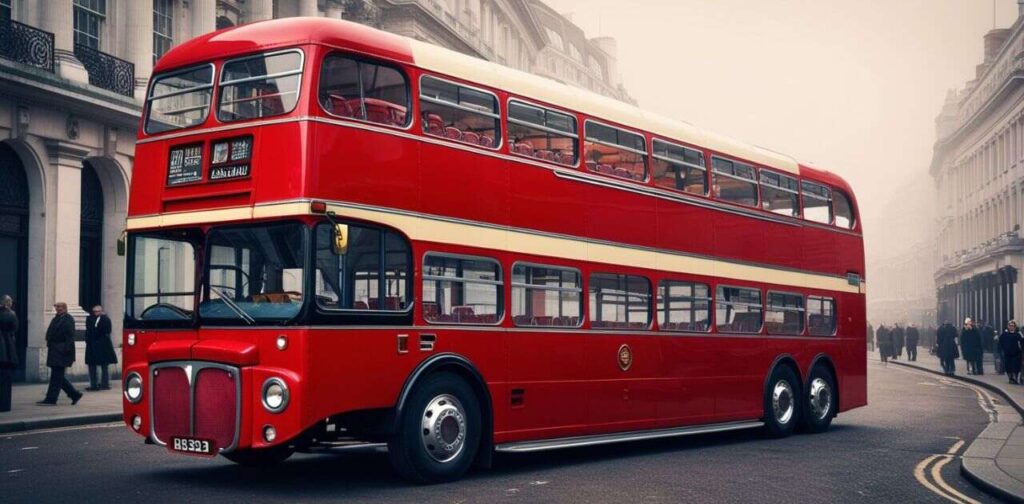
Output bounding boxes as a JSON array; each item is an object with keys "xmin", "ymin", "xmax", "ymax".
[
  {"xmin": 0, "ymin": 379, "xmax": 122, "ymax": 434},
  {"xmin": 885, "ymin": 351, "xmax": 1024, "ymax": 502}
]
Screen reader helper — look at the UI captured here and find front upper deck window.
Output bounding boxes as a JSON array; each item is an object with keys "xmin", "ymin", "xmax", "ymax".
[
  {"xmin": 145, "ymin": 64, "xmax": 214, "ymax": 134},
  {"xmin": 217, "ymin": 49, "xmax": 303, "ymax": 122}
]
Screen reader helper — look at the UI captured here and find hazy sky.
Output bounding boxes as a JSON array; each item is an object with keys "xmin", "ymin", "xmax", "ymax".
[{"xmin": 546, "ymin": 0, "xmax": 1019, "ymax": 259}]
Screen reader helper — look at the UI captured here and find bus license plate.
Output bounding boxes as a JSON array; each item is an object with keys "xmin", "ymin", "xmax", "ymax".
[{"xmin": 169, "ymin": 437, "xmax": 216, "ymax": 457}]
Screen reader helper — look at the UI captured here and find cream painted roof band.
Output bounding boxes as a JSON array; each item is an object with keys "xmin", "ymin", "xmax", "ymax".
[
  {"xmin": 409, "ymin": 40, "xmax": 800, "ymax": 175},
  {"xmin": 126, "ymin": 201, "xmax": 861, "ymax": 294}
]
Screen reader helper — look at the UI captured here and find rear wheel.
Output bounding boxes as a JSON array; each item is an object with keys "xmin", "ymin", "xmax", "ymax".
[
  {"xmin": 222, "ymin": 444, "xmax": 295, "ymax": 466},
  {"xmin": 800, "ymin": 365, "xmax": 836, "ymax": 433},
  {"xmin": 388, "ymin": 372, "xmax": 481, "ymax": 483},
  {"xmin": 763, "ymin": 365, "xmax": 800, "ymax": 438}
]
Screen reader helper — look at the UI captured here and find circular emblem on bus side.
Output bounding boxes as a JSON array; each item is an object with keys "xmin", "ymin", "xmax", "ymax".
[{"xmin": 618, "ymin": 344, "xmax": 632, "ymax": 371}]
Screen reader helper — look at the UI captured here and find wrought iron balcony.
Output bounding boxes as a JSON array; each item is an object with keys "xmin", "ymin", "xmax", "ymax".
[
  {"xmin": 0, "ymin": 19, "xmax": 55, "ymax": 73},
  {"xmin": 74, "ymin": 43, "xmax": 134, "ymax": 97}
]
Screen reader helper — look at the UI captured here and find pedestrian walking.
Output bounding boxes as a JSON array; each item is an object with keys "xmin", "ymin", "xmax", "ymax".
[
  {"xmin": 937, "ymin": 321, "xmax": 959, "ymax": 376},
  {"xmin": 0, "ymin": 295, "xmax": 18, "ymax": 412},
  {"xmin": 998, "ymin": 320, "xmax": 1023, "ymax": 384},
  {"xmin": 84, "ymin": 305, "xmax": 116, "ymax": 391},
  {"xmin": 892, "ymin": 324, "xmax": 905, "ymax": 360},
  {"xmin": 961, "ymin": 318, "xmax": 982, "ymax": 375},
  {"xmin": 877, "ymin": 324, "xmax": 892, "ymax": 364},
  {"xmin": 980, "ymin": 321, "xmax": 995, "ymax": 375},
  {"xmin": 905, "ymin": 324, "xmax": 919, "ymax": 362},
  {"xmin": 866, "ymin": 322, "xmax": 875, "ymax": 352},
  {"xmin": 37, "ymin": 302, "xmax": 82, "ymax": 406}
]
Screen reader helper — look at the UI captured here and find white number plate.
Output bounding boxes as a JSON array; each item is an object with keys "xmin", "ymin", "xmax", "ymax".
[{"xmin": 169, "ymin": 437, "xmax": 216, "ymax": 457}]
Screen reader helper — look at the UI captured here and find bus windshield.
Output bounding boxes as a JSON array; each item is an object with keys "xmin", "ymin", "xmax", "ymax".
[
  {"xmin": 199, "ymin": 222, "xmax": 306, "ymax": 325},
  {"xmin": 126, "ymin": 229, "xmax": 201, "ymax": 326}
]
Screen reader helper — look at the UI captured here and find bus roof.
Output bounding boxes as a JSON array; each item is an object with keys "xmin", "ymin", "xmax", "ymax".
[{"xmin": 154, "ymin": 17, "xmax": 832, "ymax": 180}]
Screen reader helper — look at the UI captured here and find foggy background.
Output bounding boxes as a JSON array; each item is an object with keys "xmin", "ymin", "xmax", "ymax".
[{"xmin": 546, "ymin": 0, "xmax": 1018, "ymax": 294}]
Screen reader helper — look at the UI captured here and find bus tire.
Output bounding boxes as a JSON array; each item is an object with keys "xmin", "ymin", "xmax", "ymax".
[
  {"xmin": 763, "ymin": 365, "xmax": 800, "ymax": 438},
  {"xmin": 388, "ymin": 372, "xmax": 481, "ymax": 484},
  {"xmin": 222, "ymin": 444, "xmax": 295, "ymax": 466},
  {"xmin": 799, "ymin": 365, "xmax": 836, "ymax": 433}
]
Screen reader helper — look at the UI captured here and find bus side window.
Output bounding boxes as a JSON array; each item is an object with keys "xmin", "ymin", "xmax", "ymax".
[
  {"xmin": 651, "ymin": 139, "xmax": 707, "ymax": 196},
  {"xmin": 765, "ymin": 291, "xmax": 805, "ymax": 335},
  {"xmin": 589, "ymin": 273, "xmax": 651, "ymax": 330},
  {"xmin": 422, "ymin": 254, "xmax": 502, "ymax": 324},
  {"xmin": 319, "ymin": 54, "xmax": 410, "ymax": 127},
  {"xmin": 583, "ymin": 121, "xmax": 647, "ymax": 182},
  {"xmin": 807, "ymin": 296, "xmax": 837, "ymax": 336},
  {"xmin": 314, "ymin": 223, "xmax": 411, "ymax": 311},
  {"xmin": 715, "ymin": 286, "xmax": 762, "ymax": 333},
  {"xmin": 833, "ymin": 190, "xmax": 855, "ymax": 229},
  {"xmin": 419, "ymin": 75, "xmax": 500, "ymax": 149},
  {"xmin": 802, "ymin": 180, "xmax": 832, "ymax": 224},
  {"xmin": 711, "ymin": 157, "xmax": 758, "ymax": 208}
]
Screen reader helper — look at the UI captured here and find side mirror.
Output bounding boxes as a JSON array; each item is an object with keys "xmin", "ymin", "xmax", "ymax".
[
  {"xmin": 332, "ymin": 223, "xmax": 349, "ymax": 255},
  {"xmin": 116, "ymin": 230, "xmax": 127, "ymax": 256}
]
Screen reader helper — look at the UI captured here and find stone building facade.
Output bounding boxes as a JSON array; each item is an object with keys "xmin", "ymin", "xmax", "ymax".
[
  {"xmin": 0, "ymin": 0, "xmax": 632, "ymax": 381},
  {"xmin": 932, "ymin": 5, "xmax": 1024, "ymax": 329}
]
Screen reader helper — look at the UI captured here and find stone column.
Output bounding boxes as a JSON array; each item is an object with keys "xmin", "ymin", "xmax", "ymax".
[
  {"xmin": 299, "ymin": 0, "xmax": 319, "ymax": 17},
  {"xmin": 325, "ymin": 0, "xmax": 343, "ymax": 19},
  {"xmin": 247, "ymin": 0, "xmax": 274, "ymax": 22},
  {"xmin": 191, "ymin": 0, "xmax": 217, "ymax": 39},
  {"xmin": 45, "ymin": 140, "xmax": 91, "ymax": 324},
  {"xmin": 125, "ymin": 0, "xmax": 154, "ymax": 101},
  {"xmin": 38, "ymin": 0, "xmax": 89, "ymax": 83}
]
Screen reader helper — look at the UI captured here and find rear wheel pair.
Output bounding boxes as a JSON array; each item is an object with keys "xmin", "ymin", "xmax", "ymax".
[{"xmin": 763, "ymin": 364, "xmax": 835, "ymax": 437}]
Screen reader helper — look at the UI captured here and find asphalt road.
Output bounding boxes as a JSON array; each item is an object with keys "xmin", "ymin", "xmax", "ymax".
[{"xmin": 0, "ymin": 360, "xmax": 1004, "ymax": 503}]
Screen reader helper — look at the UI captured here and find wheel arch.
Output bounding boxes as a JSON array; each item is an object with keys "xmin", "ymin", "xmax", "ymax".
[
  {"xmin": 393, "ymin": 353, "xmax": 494, "ymax": 468},
  {"xmin": 763, "ymin": 353, "xmax": 802, "ymax": 400}
]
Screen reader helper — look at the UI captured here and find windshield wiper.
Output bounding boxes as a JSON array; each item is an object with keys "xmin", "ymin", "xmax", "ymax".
[{"xmin": 208, "ymin": 285, "xmax": 256, "ymax": 325}]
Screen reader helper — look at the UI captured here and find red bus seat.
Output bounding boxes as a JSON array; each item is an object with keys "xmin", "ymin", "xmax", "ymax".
[
  {"xmin": 536, "ymin": 150, "xmax": 554, "ymax": 161},
  {"xmin": 327, "ymin": 94, "xmax": 356, "ymax": 117},
  {"xmin": 424, "ymin": 113, "xmax": 444, "ymax": 136},
  {"xmin": 445, "ymin": 126, "xmax": 463, "ymax": 140},
  {"xmin": 462, "ymin": 131, "xmax": 480, "ymax": 144},
  {"xmin": 479, "ymin": 135, "xmax": 494, "ymax": 148},
  {"xmin": 515, "ymin": 142, "xmax": 534, "ymax": 156}
]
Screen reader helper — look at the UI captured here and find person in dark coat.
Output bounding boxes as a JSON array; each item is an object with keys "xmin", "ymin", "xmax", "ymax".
[
  {"xmin": 998, "ymin": 320, "xmax": 1023, "ymax": 384},
  {"xmin": 960, "ymin": 318, "xmax": 982, "ymax": 375},
  {"xmin": 38, "ymin": 302, "xmax": 82, "ymax": 405},
  {"xmin": 906, "ymin": 324, "xmax": 920, "ymax": 362},
  {"xmin": 0, "ymin": 295, "xmax": 18, "ymax": 412},
  {"xmin": 85, "ymin": 305, "xmax": 117, "ymax": 391},
  {"xmin": 979, "ymin": 321, "xmax": 995, "ymax": 376},
  {"xmin": 891, "ymin": 324, "xmax": 905, "ymax": 360},
  {"xmin": 937, "ymin": 321, "xmax": 959, "ymax": 375},
  {"xmin": 866, "ymin": 322, "xmax": 875, "ymax": 351},
  {"xmin": 877, "ymin": 324, "xmax": 892, "ymax": 364}
]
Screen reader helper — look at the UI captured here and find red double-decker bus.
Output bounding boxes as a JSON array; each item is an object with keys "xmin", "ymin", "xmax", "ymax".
[{"xmin": 121, "ymin": 18, "xmax": 866, "ymax": 482}]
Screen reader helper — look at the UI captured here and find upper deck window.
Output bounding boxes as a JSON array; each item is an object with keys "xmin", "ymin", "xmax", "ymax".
[
  {"xmin": 420, "ymin": 75, "xmax": 500, "ymax": 149},
  {"xmin": 145, "ymin": 64, "xmax": 214, "ymax": 134},
  {"xmin": 217, "ymin": 49, "xmax": 303, "ymax": 123},
  {"xmin": 802, "ymin": 180, "xmax": 832, "ymax": 224},
  {"xmin": 584, "ymin": 121, "xmax": 647, "ymax": 182},
  {"xmin": 760, "ymin": 170, "xmax": 799, "ymax": 217},
  {"xmin": 833, "ymin": 190, "xmax": 855, "ymax": 229},
  {"xmin": 712, "ymin": 157, "xmax": 758, "ymax": 208},
  {"xmin": 652, "ymin": 139, "xmax": 706, "ymax": 196},
  {"xmin": 508, "ymin": 100, "xmax": 578, "ymax": 166},
  {"xmin": 319, "ymin": 54, "xmax": 410, "ymax": 127}
]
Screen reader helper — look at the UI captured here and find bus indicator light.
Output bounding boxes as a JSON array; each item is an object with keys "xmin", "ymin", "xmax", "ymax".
[{"xmin": 310, "ymin": 201, "xmax": 327, "ymax": 214}]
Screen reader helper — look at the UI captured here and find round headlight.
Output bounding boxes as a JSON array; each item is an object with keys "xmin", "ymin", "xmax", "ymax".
[
  {"xmin": 124, "ymin": 372, "xmax": 143, "ymax": 403},
  {"xmin": 261, "ymin": 378, "xmax": 289, "ymax": 413}
]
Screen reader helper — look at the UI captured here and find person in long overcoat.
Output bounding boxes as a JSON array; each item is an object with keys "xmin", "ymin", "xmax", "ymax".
[
  {"xmin": 892, "ymin": 324, "xmax": 905, "ymax": 359},
  {"xmin": 0, "ymin": 295, "xmax": 18, "ymax": 412},
  {"xmin": 937, "ymin": 321, "xmax": 960, "ymax": 375},
  {"xmin": 866, "ymin": 322, "xmax": 875, "ymax": 351},
  {"xmin": 906, "ymin": 324, "xmax": 920, "ymax": 362},
  {"xmin": 85, "ymin": 305, "xmax": 117, "ymax": 391},
  {"xmin": 38, "ymin": 302, "xmax": 82, "ymax": 405},
  {"xmin": 960, "ymin": 318, "xmax": 982, "ymax": 375},
  {"xmin": 998, "ymin": 320, "xmax": 1023, "ymax": 384},
  {"xmin": 877, "ymin": 324, "xmax": 892, "ymax": 364}
]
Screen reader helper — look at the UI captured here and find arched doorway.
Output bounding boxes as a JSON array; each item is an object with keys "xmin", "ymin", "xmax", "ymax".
[
  {"xmin": 0, "ymin": 143, "xmax": 29, "ymax": 380},
  {"xmin": 80, "ymin": 161, "xmax": 104, "ymax": 311}
]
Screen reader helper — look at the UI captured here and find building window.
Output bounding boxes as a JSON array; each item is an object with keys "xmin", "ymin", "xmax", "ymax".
[
  {"xmin": 153, "ymin": 0, "xmax": 173, "ymax": 64},
  {"xmin": 319, "ymin": 54, "xmax": 410, "ymax": 127},
  {"xmin": 420, "ymin": 75, "xmax": 501, "ymax": 149},
  {"xmin": 589, "ymin": 273, "xmax": 651, "ymax": 330},
  {"xmin": 712, "ymin": 157, "xmax": 758, "ymax": 207},
  {"xmin": 508, "ymin": 100, "xmax": 578, "ymax": 166},
  {"xmin": 807, "ymin": 296, "xmax": 836, "ymax": 336},
  {"xmin": 658, "ymin": 280, "xmax": 711, "ymax": 332},
  {"xmin": 802, "ymin": 180, "xmax": 832, "ymax": 224},
  {"xmin": 834, "ymin": 190, "xmax": 855, "ymax": 229},
  {"xmin": 715, "ymin": 286, "xmax": 762, "ymax": 333},
  {"xmin": 73, "ymin": 0, "xmax": 105, "ymax": 50},
  {"xmin": 314, "ymin": 223, "xmax": 411, "ymax": 311},
  {"xmin": 423, "ymin": 254, "xmax": 502, "ymax": 324},
  {"xmin": 511, "ymin": 263, "xmax": 582, "ymax": 327},
  {"xmin": 760, "ymin": 170, "xmax": 799, "ymax": 217},
  {"xmin": 652, "ymin": 139, "xmax": 707, "ymax": 196},
  {"xmin": 584, "ymin": 121, "xmax": 647, "ymax": 182},
  {"xmin": 0, "ymin": 0, "xmax": 11, "ymax": 22},
  {"xmin": 765, "ymin": 292, "xmax": 804, "ymax": 335}
]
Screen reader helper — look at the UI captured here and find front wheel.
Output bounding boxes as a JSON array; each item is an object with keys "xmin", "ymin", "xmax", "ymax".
[
  {"xmin": 799, "ymin": 366, "xmax": 836, "ymax": 433},
  {"xmin": 222, "ymin": 444, "xmax": 295, "ymax": 466},
  {"xmin": 388, "ymin": 372, "xmax": 481, "ymax": 483},
  {"xmin": 763, "ymin": 365, "xmax": 800, "ymax": 438}
]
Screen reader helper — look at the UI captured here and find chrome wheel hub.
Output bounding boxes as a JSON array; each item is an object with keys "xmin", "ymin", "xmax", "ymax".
[
  {"xmin": 772, "ymin": 380, "xmax": 795, "ymax": 425},
  {"xmin": 421, "ymin": 394, "xmax": 467, "ymax": 463},
  {"xmin": 808, "ymin": 377, "xmax": 832, "ymax": 421}
]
